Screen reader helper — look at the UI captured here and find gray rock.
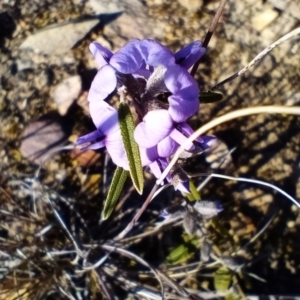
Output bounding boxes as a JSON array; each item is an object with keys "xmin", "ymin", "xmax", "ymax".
[
  {"xmin": 87, "ymin": 0, "xmax": 164, "ymax": 49},
  {"xmin": 53, "ymin": 75, "xmax": 82, "ymax": 116},
  {"xmin": 20, "ymin": 17, "xmax": 100, "ymax": 55},
  {"xmin": 20, "ymin": 113, "xmax": 70, "ymax": 164}
]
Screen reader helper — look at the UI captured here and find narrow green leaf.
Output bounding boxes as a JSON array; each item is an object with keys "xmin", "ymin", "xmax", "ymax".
[
  {"xmin": 101, "ymin": 167, "xmax": 128, "ymax": 220},
  {"xmin": 199, "ymin": 91, "xmax": 223, "ymax": 103},
  {"xmin": 189, "ymin": 181, "xmax": 201, "ymax": 200},
  {"xmin": 118, "ymin": 102, "xmax": 144, "ymax": 194},
  {"xmin": 214, "ymin": 266, "xmax": 232, "ymax": 291}
]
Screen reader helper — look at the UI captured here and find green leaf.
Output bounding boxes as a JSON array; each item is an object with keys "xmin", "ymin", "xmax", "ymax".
[
  {"xmin": 199, "ymin": 91, "xmax": 223, "ymax": 103},
  {"xmin": 214, "ymin": 266, "xmax": 232, "ymax": 291},
  {"xmin": 118, "ymin": 102, "xmax": 144, "ymax": 194},
  {"xmin": 101, "ymin": 167, "xmax": 128, "ymax": 220},
  {"xmin": 186, "ymin": 181, "xmax": 201, "ymax": 201},
  {"xmin": 166, "ymin": 235, "xmax": 199, "ymax": 264}
]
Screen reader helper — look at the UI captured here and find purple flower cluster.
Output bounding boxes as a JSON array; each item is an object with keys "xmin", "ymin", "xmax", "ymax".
[{"xmin": 77, "ymin": 39, "xmax": 214, "ymax": 191}]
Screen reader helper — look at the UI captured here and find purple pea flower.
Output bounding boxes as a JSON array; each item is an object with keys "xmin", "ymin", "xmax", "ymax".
[{"xmin": 77, "ymin": 38, "xmax": 211, "ymax": 192}]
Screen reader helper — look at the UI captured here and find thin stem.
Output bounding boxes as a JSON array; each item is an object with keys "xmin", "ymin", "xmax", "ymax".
[
  {"xmin": 211, "ymin": 26, "xmax": 300, "ymax": 90},
  {"xmin": 210, "ymin": 173, "xmax": 300, "ymax": 208},
  {"xmin": 114, "ymin": 183, "xmax": 159, "ymax": 240},
  {"xmin": 191, "ymin": 0, "xmax": 227, "ymax": 76},
  {"xmin": 157, "ymin": 106, "xmax": 300, "ymax": 185}
]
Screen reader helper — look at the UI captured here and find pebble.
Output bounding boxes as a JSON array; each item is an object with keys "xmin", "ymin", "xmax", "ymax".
[
  {"xmin": 53, "ymin": 75, "xmax": 82, "ymax": 116},
  {"xmin": 20, "ymin": 113, "xmax": 70, "ymax": 164},
  {"xmin": 20, "ymin": 17, "xmax": 100, "ymax": 55}
]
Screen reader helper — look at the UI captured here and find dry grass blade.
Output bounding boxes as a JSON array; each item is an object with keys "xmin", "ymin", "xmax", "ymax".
[
  {"xmin": 158, "ymin": 106, "xmax": 300, "ymax": 186},
  {"xmin": 210, "ymin": 173, "xmax": 300, "ymax": 208},
  {"xmin": 211, "ymin": 27, "xmax": 300, "ymax": 90},
  {"xmin": 100, "ymin": 244, "xmax": 166, "ymax": 298}
]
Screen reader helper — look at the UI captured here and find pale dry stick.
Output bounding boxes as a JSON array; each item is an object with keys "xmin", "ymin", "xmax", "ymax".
[
  {"xmin": 210, "ymin": 173, "xmax": 300, "ymax": 208},
  {"xmin": 46, "ymin": 196, "xmax": 82, "ymax": 265},
  {"xmin": 191, "ymin": 0, "xmax": 228, "ymax": 76},
  {"xmin": 100, "ymin": 244, "xmax": 165, "ymax": 299},
  {"xmin": 114, "ymin": 183, "xmax": 159, "ymax": 240},
  {"xmin": 195, "ymin": 147, "xmax": 236, "ymax": 192},
  {"xmin": 76, "ymin": 252, "xmax": 111, "ymax": 273},
  {"xmin": 157, "ymin": 105, "xmax": 300, "ymax": 193},
  {"xmin": 122, "ymin": 218, "xmax": 183, "ymax": 245},
  {"xmin": 211, "ymin": 27, "xmax": 300, "ymax": 91}
]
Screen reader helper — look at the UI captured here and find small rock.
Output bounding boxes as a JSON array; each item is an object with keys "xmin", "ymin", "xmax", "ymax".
[
  {"xmin": 177, "ymin": 0, "xmax": 203, "ymax": 12},
  {"xmin": 252, "ymin": 7, "xmax": 279, "ymax": 32},
  {"xmin": 53, "ymin": 75, "xmax": 82, "ymax": 116},
  {"xmin": 87, "ymin": 0, "xmax": 164, "ymax": 49},
  {"xmin": 20, "ymin": 113, "xmax": 71, "ymax": 164},
  {"xmin": 20, "ymin": 16, "xmax": 100, "ymax": 55}
]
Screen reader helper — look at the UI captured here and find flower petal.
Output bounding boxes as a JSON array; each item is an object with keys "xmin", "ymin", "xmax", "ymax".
[
  {"xmin": 88, "ymin": 64, "xmax": 117, "ymax": 103},
  {"xmin": 76, "ymin": 129, "xmax": 103, "ymax": 145},
  {"xmin": 157, "ymin": 136, "xmax": 178, "ymax": 157},
  {"xmin": 164, "ymin": 65, "xmax": 199, "ymax": 122},
  {"xmin": 110, "ymin": 40, "xmax": 144, "ymax": 74},
  {"xmin": 168, "ymin": 94, "xmax": 199, "ymax": 123},
  {"xmin": 89, "ymin": 42, "xmax": 113, "ymax": 68},
  {"xmin": 149, "ymin": 160, "xmax": 162, "ymax": 179},
  {"xmin": 134, "ymin": 110, "xmax": 173, "ymax": 148},
  {"xmin": 89, "ymin": 101, "xmax": 119, "ymax": 136},
  {"xmin": 105, "ymin": 130, "xmax": 129, "ymax": 170},
  {"xmin": 140, "ymin": 146, "xmax": 158, "ymax": 166},
  {"xmin": 169, "ymin": 128, "xmax": 194, "ymax": 150},
  {"xmin": 175, "ymin": 41, "xmax": 205, "ymax": 70},
  {"xmin": 137, "ymin": 39, "xmax": 175, "ymax": 67},
  {"xmin": 111, "ymin": 39, "xmax": 175, "ymax": 73},
  {"xmin": 177, "ymin": 122, "xmax": 203, "ymax": 144},
  {"xmin": 175, "ymin": 182, "xmax": 190, "ymax": 193}
]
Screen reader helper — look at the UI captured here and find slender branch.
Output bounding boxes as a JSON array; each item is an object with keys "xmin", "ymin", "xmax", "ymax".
[
  {"xmin": 157, "ymin": 106, "xmax": 300, "ymax": 185},
  {"xmin": 114, "ymin": 183, "xmax": 159, "ymax": 240},
  {"xmin": 209, "ymin": 173, "xmax": 300, "ymax": 208},
  {"xmin": 211, "ymin": 26, "xmax": 300, "ymax": 90},
  {"xmin": 191, "ymin": 0, "xmax": 227, "ymax": 76}
]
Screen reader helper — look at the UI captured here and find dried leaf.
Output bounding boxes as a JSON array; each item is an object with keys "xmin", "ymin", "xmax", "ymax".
[{"xmin": 193, "ymin": 200, "xmax": 223, "ymax": 218}]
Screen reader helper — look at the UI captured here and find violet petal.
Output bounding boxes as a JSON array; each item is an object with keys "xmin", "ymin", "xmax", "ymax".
[
  {"xmin": 149, "ymin": 160, "xmax": 162, "ymax": 179},
  {"xmin": 89, "ymin": 101, "xmax": 119, "ymax": 136},
  {"xmin": 137, "ymin": 39, "xmax": 175, "ymax": 67},
  {"xmin": 177, "ymin": 122, "xmax": 203, "ymax": 144},
  {"xmin": 175, "ymin": 181, "xmax": 190, "ymax": 193},
  {"xmin": 134, "ymin": 110, "xmax": 174, "ymax": 148},
  {"xmin": 88, "ymin": 64, "xmax": 117, "ymax": 103},
  {"xmin": 169, "ymin": 128, "xmax": 194, "ymax": 150},
  {"xmin": 111, "ymin": 39, "xmax": 175, "ymax": 73},
  {"xmin": 165, "ymin": 65, "xmax": 199, "ymax": 122},
  {"xmin": 76, "ymin": 129, "xmax": 103, "ymax": 145},
  {"xmin": 105, "ymin": 130, "xmax": 129, "ymax": 170},
  {"xmin": 157, "ymin": 136, "xmax": 178, "ymax": 157},
  {"xmin": 89, "ymin": 42, "xmax": 113, "ymax": 68},
  {"xmin": 110, "ymin": 40, "xmax": 144, "ymax": 74},
  {"xmin": 139, "ymin": 146, "xmax": 158, "ymax": 166},
  {"xmin": 175, "ymin": 41, "xmax": 206, "ymax": 70}
]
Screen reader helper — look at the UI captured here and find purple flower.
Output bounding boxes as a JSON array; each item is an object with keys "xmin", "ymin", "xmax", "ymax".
[
  {"xmin": 77, "ymin": 39, "xmax": 210, "ymax": 191},
  {"xmin": 88, "ymin": 39, "xmax": 175, "ymax": 103}
]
